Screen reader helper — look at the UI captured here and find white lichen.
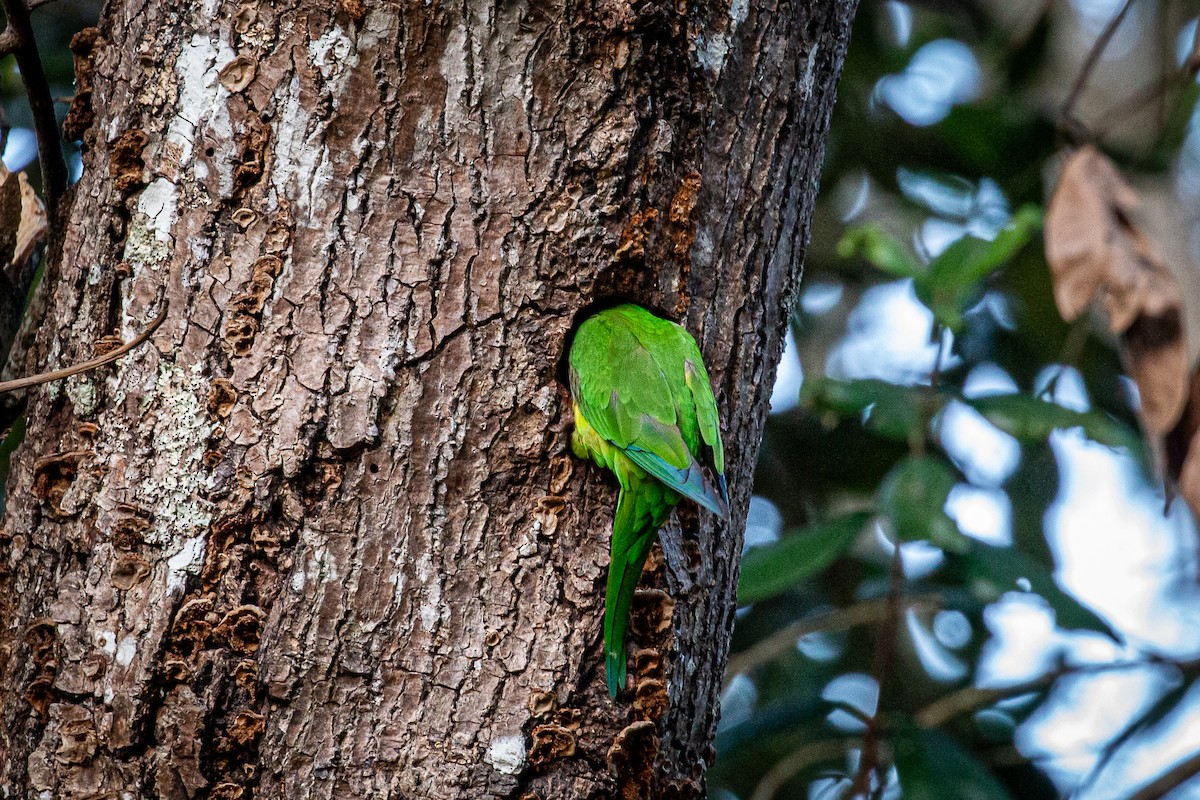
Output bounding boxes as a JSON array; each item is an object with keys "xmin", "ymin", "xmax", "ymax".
[
  {"xmin": 65, "ymin": 378, "xmax": 98, "ymax": 417},
  {"xmin": 694, "ymin": 0, "xmax": 751, "ymax": 75},
  {"xmin": 419, "ymin": 600, "xmax": 439, "ymax": 633},
  {"xmin": 166, "ymin": 32, "xmax": 235, "ymax": 183},
  {"xmin": 309, "ymin": 27, "xmax": 357, "ymax": 79},
  {"xmin": 115, "ymin": 635, "xmax": 138, "ymax": 668},
  {"xmin": 138, "ymin": 178, "xmax": 180, "ymax": 242},
  {"xmin": 272, "ymin": 23, "xmax": 373, "ymax": 213},
  {"xmin": 166, "ymin": 535, "xmax": 206, "ymax": 595},
  {"xmin": 800, "ymin": 41, "xmax": 821, "ymax": 95},
  {"xmin": 139, "ymin": 361, "xmax": 214, "ymax": 555},
  {"xmin": 730, "ymin": 0, "xmax": 750, "ymax": 27},
  {"xmin": 485, "ymin": 734, "xmax": 526, "ymax": 775},
  {"xmin": 122, "ymin": 214, "xmax": 172, "ymax": 271},
  {"xmin": 695, "ymin": 33, "xmax": 731, "ymax": 74}
]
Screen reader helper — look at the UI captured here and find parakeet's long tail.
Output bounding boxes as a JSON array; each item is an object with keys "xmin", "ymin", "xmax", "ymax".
[
  {"xmin": 605, "ymin": 476, "xmax": 674, "ymax": 697},
  {"xmin": 605, "ymin": 523, "xmax": 656, "ymax": 697}
]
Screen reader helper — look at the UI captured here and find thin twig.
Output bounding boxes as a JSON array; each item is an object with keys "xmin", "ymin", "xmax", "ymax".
[
  {"xmin": 0, "ymin": 304, "xmax": 167, "ymax": 394},
  {"xmin": 917, "ymin": 675, "xmax": 1054, "ymax": 729},
  {"xmin": 917, "ymin": 658, "xmax": 1193, "ymax": 729},
  {"xmin": 913, "ymin": 323, "xmax": 949, "ymax": 456},
  {"xmin": 1092, "ymin": 12, "xmax": 1200, "ymax": 142},
  {"xmin": 725, "ymin": 594, "xmax": 942, "ymax": 678},
  {"xmin": 1038, "ymin": 317, "xmax": 1090, "ymax": 400},
  {"xmin": 1128, "ymin": 751, "xmax": 1200, "ymax": 800},
  {"xmin": 0, "ymin": 0, "xmax": 68, "ymax": 218},
  {"xmin": 1188, "ymin": 10, "xmax": 1200, "ymax": 73},
  {"xmin": 1154, "ymin": 0, "xmax": 1172, "ymax": 131},
  {"xmin": 929, "ymin": 325, "xmax": 949, "ymax": 391},
  {"xmin": 849, "ymin": 546, "xmax": 906, "ymax": 798},
  {"xmin": 0, "ymin": 105, "xmax": 11, "ymax": 166},
  {"xmin": 1060, "ymin": 0, "xmax": 1140, "ymax": 138},
  {"xmin": 847, "ymin": 324, "xmax": 948, "ymax": 797},
  {"xmin": 749, "ymin": 739, "xmax": 860, "ymax": 800}
]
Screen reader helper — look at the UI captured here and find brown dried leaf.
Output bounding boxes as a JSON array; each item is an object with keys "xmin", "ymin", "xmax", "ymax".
[
  {"xmin": 1045, "ymin": 146, "xmax": 1189, "ymax": 434},
  {"xmin": 1046, "ymin": 148, "xmax": 1113, "ymax": 322},
  {"xmin": 1046, "ymin": 147, "xmax": 1134, "ymax": 323},
  {"xmin": 1125, "ymin": 307, "xmax": 1188, "ymax": 435},
  {"xmin": 14, "ymin": 172, "xmax": 48, "ymax": 268}
]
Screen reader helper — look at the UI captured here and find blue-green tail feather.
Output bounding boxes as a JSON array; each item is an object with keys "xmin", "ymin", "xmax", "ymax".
[{"xmin": 624, "ymin": 446, "xmax": 728, "ymax": 518}]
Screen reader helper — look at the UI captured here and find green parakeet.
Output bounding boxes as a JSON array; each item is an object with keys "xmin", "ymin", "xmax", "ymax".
[{"xmin": 568, "ymin": 303, "xmax": 728, "ymax": 697}]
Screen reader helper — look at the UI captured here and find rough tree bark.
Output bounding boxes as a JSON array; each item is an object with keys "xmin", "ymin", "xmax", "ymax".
[{"xmin": 0, "ymin": 0, "xmax": 855, "ymax": 796}]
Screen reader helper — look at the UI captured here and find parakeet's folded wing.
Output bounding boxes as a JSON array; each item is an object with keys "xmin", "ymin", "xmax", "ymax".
[
  {"xmin": 570, "ymin": 314, "xmax": 727, "ymax": 516},
  {"xmin": 684, "ymin": 355, "xmax": 728, "ymax": 507}
]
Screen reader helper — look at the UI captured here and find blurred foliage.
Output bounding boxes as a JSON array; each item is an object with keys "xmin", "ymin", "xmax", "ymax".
[
  {"xmin": 715, "ymin": 2, "xmax": 1200, "ymax": 799},
  {"xmin": 0, "ymin": 1, "xmax": 101, "ymax": 185}
]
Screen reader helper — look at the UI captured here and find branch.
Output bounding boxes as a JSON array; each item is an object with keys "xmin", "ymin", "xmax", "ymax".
[
  {"xmin": 724, "ymin": 594, "xmax": 942, "ymax": 678},
  {"xmin": 849, "ymin": 546, "xmax": 906, "ymax": 798},
  {"xmin": 916, "ymin": 674, "xmax": 1058, "ymax": 729},
  {"xmin": 916, "ymin": 658, "xmax": 1197, "ymax": 729},
  {"xmin": 0, "ymin": 0, "xmax": 68, "ymax": 218},
  {"xmin": 1128, "ymin": 751, "xmax": 1200, "ymax": 800},
  {"xmin": 749, "ymin": 738, "xmax": 861, "ymax": 800},
  {"xmin": 0, "ymin": 304, "xmax": 167, "ymax": 394},
  {"xmin": 0, "ymin": 27, "xmax": 16, "ymax": 56}
]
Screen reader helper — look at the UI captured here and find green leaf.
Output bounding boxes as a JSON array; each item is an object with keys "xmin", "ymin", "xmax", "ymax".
[
  {"xmin": 879, "ymin": 456, "xmax": 969, "ymax": 553},
  {"xmin": 893, "ymin": 726, "xmax": 1013, "ymax": 800},
  {"xmin": 974, "ymin": 708, "xmax": 1018, "ymax": 743},
  {"xmin": 738, "ymin": 512, "xmax": 871, "ymax": 605},
  {"xmin": 916, "ymin": 205, "xmax": 1042, "ymax": 331},
  {"xmin": 967, "ymin": 393, "xmax": 1141, "ymax": 452},
  {"xmin": 896, "ymin": 167, "xmax": 978, "ymax": 218},
  {"xmin": 837, "ymin": 224, "xmax": 924, "ymax": 278},
  {"xmin": 950, "ymin": 542, "xmax": 1115, "ymax": 638},
  {"xmin": 801, "ymin": 377, "xmax": 943, "ymax": 441}
]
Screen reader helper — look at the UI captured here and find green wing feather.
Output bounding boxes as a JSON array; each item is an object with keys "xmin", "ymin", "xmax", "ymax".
[
  {"xmin": 568, "ymin": 304, "xmax": 729, "ymax": 697},
  {"xmin": 570, "ymin": 306, "xmax": 727, "ymax": 514},
  {"xmin": 685, "ymin": 357, "xmax": 728, "ymax": 505}
]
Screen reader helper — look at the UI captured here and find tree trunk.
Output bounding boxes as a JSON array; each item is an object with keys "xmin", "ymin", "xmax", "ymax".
[{"xmin": 0, "ymin": 0, "xmax": 855, "ymax": 796}]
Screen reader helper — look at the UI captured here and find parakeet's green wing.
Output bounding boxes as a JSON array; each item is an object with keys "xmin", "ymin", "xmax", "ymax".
[
  {"xmin": 684, "ymin": 354, "xmax": 728, "ymax": 506},
  {"xmin": 569, "ymin": 309, "xmax": 727, "ymax": 516}
]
